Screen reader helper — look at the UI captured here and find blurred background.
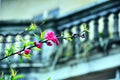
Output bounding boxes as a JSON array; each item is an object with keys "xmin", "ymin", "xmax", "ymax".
[{"xmin": 0, "ymin": 0, "xmax": 120, "ymax": 80}]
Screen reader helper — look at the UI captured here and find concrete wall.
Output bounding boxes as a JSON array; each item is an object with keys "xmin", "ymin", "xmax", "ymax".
[{"xmin": 0, "ymin": 0, "xmax": 98, "ymax": 20}]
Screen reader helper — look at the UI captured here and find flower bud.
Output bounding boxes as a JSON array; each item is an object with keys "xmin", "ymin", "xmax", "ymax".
[
  {"xmin": 24, "ymin": 49, "xmax": 31, "ymax": 55},
  {"xmin": 18, "ymin": 52, "xmax": 21, "ymax": 55},
  {"xmin": 36, "ymin": 42, "xmax": 42, "ymax": 48},
  {"xmin": 47, "ymin": 41, "xmax": 52, "ymax": 46}
]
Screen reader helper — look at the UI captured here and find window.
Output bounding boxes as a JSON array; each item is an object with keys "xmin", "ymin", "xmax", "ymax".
[
  {"xmin": 33, "ymin": 14, "xmax": 43, "ymax": 21},
  {"xmin": 48, "ymin": 8, "xmax": 59, "ymax": 18}
]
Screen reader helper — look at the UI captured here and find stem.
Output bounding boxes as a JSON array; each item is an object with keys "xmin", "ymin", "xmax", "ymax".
[
  {"xmin": 0, "ymin": 22, "xmax": 46, "ymax": 61},
  {"xmin": 0, "ymin": 47, "xmax": 33, "ymax": 61},
  {"xmin": 0, "ymin": 40, "xmax": 46, "ymax": 61},
  {"xmin": 0, "ymin": 31, "xmax": 86, "ymax": 61}
]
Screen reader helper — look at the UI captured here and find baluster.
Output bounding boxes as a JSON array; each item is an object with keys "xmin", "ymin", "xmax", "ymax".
[
  {"xmin": 0, "ymin": 34, "xmax": 7, "ymax": 67},
  {"xmin": 85, "ymin": 21, "xmax": 90, "ymax": 41},
  {"xmin": 53, "ymin": 28, "xmax": 65, "ymax": 64},
  {"xmin": 113, "ymin": 12, "xmax": 119, "ymax": 39},
  {"xmin": 75, "ymin": 24, "xmax": 81, "ymax": 58},
  {"xmin": 15, "ymin": 34, "xmax": 22, "ymax": 65},
  {"xmin": 75, "ymin": 24, "xmax": 81, "ymax": 43},
  {"xmin": 68, "ymin": 26, "xmax": 75, "ymax": 58},
  {"xmin": 51, "ymin": 28, "xmax": 64, "ymax": 69},
  {"xmin": 21, "ymin": 34, "xmax": 28, "ymax": 63},
  {"xmin": 6, "ymin": 35, "xmax": 13, "ymax": 68},
  {"xmin": 27, "ymin": 34, "xmax": 32, "ymax": 66},
  {"xmin": 94, "ymin": 17, "xmax": 99, "ymax": 41},
  {"xmin": 31, "ymin": 33, "xmax": 40, "ymax": 63},
  {"xmin": 7, "ymin": 35, "xmax": 13, "ymax": 62},
  {"xmin": 103, "ymin": 14, "xmax": 109, "ymax": 39},
  {"xmin": 1, "ymin": 34, "xmax": 7, "ymax": 63},
  {"xmin": 25, "ymin": 34, "xmax": 32, "ymax": 64},
  {"xmin": 68, "ymin": 26, "xmax": 73, "ymax": 37},
  {"xmin": 76, "ymin": 24, "xmax": 80, "ymax": 33},
  {"xmin": 13, "ymin": 34, "xmax": 20, "ymax": 67},
  {"xmin": 77, "ymin": 23, "xmax": 82, "ymax": 51},
  {"xmin": 102, "ymin": 14, "xmax": 110, "ymax": 56},
  {"xmin": 61, "ymin": 28, "xmax": 66, "ymax": 59},
  {"xmin": 11, "ymin": 35, "xmax": 15, "ymax": 48},
  {"xmin": 0, "ymin": 35, "xmax": 4, "ymax": 59}
]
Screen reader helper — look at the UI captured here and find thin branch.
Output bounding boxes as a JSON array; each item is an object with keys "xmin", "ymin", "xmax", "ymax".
[
  {"xmin": 0, "ymin": 31, "xmax": 86, "ymax": 61},
  {"xmin": 0, "ymin": 40, "xmax": 46, "ymax": 61}
]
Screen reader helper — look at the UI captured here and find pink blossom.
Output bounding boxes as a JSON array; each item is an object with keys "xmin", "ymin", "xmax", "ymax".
[
  {"xmin": 51, "ymin": 37, "xmax": 60, "ymax": 45},
  {"xmin": 36, "ymin": 42, "xmax": 42, "ymax": 48},
  {"xmin": 18, "ymin": 52, "xmax": 21, "ymax": 55},
  {"xmin": 55, "ymin": 40, "xmax": 60, "ymax": 45},
  {"xmin": 45, "ymin": 31, "xmax": 60, "ymax": 46},
  {"xmin": 47, "ymin": 41, "xmax": 52, "ymax": 46},
  {"xmin": 45, "ymin": 31, "xmax": 55, "ymax": 40},
  {"xmin": 24, "ymin": 49, "xmax": 31, "ymax": 55},
  {"xmin": 34, "ymin": 42, "xmax": 42, "ymax": 48}
]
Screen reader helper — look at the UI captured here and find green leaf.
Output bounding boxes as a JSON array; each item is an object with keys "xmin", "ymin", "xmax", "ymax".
[
  {"xmin": 10, "ymin": 45, "xmax": 14, "ymax": 53},
  {"xmin": 20, "ymin": 55, "xmax": 23, "ymax": 63},
  {"xmin": 66, "ymin": 32, "xmax": 72, "ymax": 41},
  {"xmin": 40, "ymin": 30, "xmax": 46, "ymax": 40},
  {"xmin": 0, "ymin": 78, "xmax": 5, "ymax": 80},
  {"xmin": 85, "ymin": 29, "xmax": 90, "ymax": 33},
  {"xmin": 1, "ymin": 71, "xmax": 4, "ymax": 77},
  {"xmin": 20, "ymin": 36, "xmax": 34, "ymax": 47},
  {"xmin": 14, "ymin": 74, "xmax": 24, "ymax": 80},
  {"xmin": 26, "ymin": 42, "xmax": 34, "ymax": 47},
  {"xmin": 29, "ymin": 23, "xmax": 37, "ymax": 31},
  {"xmin": 10, "ymin": 76, "xmax": 14, "ymax": 80},
  {"xmin": 5, "ymin": 45, "xmax": 15, "ymax": 57},
  {"xmin": 83, "ymin": 23, "xmax": 90, "ymax": 33},
  {"xmin": 32, "ymin": 47, "xmax": 41, "ymax": 51},
  {"xmin": 66, "ymin": 32, "xmax": 71, "ymax": 37},
  {"xmin": 66, "ymin": 37, "xmax": 72, "ymax": 42},
  {"xmin": 10, "ymin": 69, "xmax": 24, "ymax": 80},
  {"xmin": 23, "ymin": 54, "xmax": 31, "ymax": 60},
  {"xmin": 10, "ymin": 68, "xmax": 17, "ymax": 80},
  {"xmin": 33, "ymin": 30, "xmax": 46, "ymax": 41},
  {"xmin": 48, "ymin": 77, "xmax": 51, "ymax": 80},
  {"xmin": 65, "ymin": 52, "xmax": 72, "ymax": 58},
  {"xmin": 33, "ymin": 33, "xmax": 40, "ymax": 40},
  {"xmin": 20, "ymin": 36, "xmax": 25, "ymax": 44},
  {"xmin": 16, "ymin": 46, "xmax": 24, "ymax": 49},
  {"xmin": 10, "ymin": 68, "xmax": 17, "ymax": 77},
  {"xmin": 5, "ymin": 51, "xmax": 10, "ymax": 56},
  {"xmin": 0, "ymin": 72, "xmax": 5, "ymax": 80},
  {"xmin": 83, "ymin": 23, "xmax": 87, "ymax": 30}
]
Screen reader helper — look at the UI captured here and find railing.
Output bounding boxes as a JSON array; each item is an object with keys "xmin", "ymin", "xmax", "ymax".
[{"xmin": 0, "ymin": 0, "xmax": 120, "ymax": 73}]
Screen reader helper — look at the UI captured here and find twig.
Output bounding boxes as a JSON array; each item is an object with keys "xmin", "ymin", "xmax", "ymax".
[
  {"xmin": 0, "ymin": 40, "xmax": 46, "ymax": 61},
  {"xmin": 0, "ymin": 31, "xmax": 86, "ymax": 61}
]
